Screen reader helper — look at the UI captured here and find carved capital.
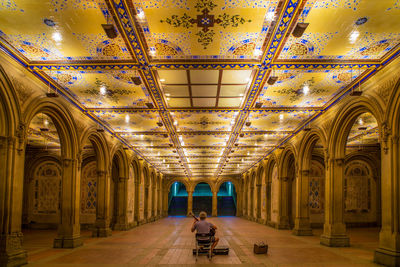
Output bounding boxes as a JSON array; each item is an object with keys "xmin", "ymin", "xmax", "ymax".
[
  {"xmin": 97, "ymin": 170, "xmax": 106, "ymax": 177},
  {"xmin": 392, "ymin": 135, "xmax": 399, "ymax": 145},
  {"xmin": 334, "ymin": 158, "xmax": 345, "ymax": 166},
  {"xmin": 62, "ymin": 158, "xmax": 74, "ymax": 168},
  {"xmin": 301, "ymin": 169, "xmax": 310, "ymax": 176}
]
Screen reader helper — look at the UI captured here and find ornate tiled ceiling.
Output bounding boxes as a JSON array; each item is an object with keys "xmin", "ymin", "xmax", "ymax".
[{"xmin": 1, "ymin": 0, "xmax": 398, "ymax": 180}]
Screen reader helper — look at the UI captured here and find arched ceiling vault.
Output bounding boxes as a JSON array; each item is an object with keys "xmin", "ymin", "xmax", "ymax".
[{"xmin": 0, "ymin": 0, "xmax": 396, "ymax": 180}]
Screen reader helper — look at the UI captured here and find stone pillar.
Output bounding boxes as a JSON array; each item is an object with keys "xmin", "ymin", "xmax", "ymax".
[
  {"xmin": 113, "ymin": 176, "xmax": 130, "ymax": 230},
  {"xmin": 187, "ymin": 191, "xmax": 193, "ymax": 216},
  {"xmin": 236, "ymin": 189, "xmax": 242, "ymax": 217},
  {"xmin": 266, "ymin": 181, "xmax": 272, "ymax": 225},
  {"xmin": 152, "ymin": 185, "xmax": 157, "ymax": 220},
  {"xmin": 293, "ymin": 169, "xmax": 313, "ymax": 236},
  {"xmin": 276, "ymin": 176, "xmax": 290, "ymax": 229},
  {"xmin": 320, "ymin": 158, "xmax": 349, "ymax": 247},
  {"xmin": 212, "ymin": 191, "xmax": 218, "ymax": 217},
  {"xmin": 133, "ymin": 180, "xmax": 140, "ymax": 225},
  {"xmin": 162, "ymin": 188, "xmax": 169, "ymax": 217},
  {"xmin": 0, "ymin": 136, "xmax": 28, "ymax": 266},
  {"xmin": 92, "ymin": 170, "xmax": 112, "ymax": 237},
  {"xmin": 374, "ymin": 135, "xmax": 400, "ymax": 266},
  {"xmin": 54, "ymin": 157, "xmax": 84, "ymax": 247},
  {"xmin": 243, "ymin": 188, "xmax": 248, "ymax": 218},
  {"xmin": 256, "ymin": 184, "xmax": 262, "ymax": 223},
  {"xmin": 249, "ymin": 187, "xmax": 254, "ymax": 220},
  {"xmin": 143, "ymin": 186, "xmax": 149, "ymax": 223},
  {"xmin": 157, "ymin": 187, "xmax": 161, "ymax": 218}
]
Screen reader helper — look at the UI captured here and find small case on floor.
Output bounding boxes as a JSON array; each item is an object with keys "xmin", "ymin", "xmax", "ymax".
[{"xmin": 253, "ymin": 242, "xmax": 268, "ymax": 254}]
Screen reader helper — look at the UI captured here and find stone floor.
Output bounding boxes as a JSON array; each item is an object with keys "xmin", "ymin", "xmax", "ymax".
[{"xmin": 23, "ymin": 217, "xmax": 381, "ymax": 266}]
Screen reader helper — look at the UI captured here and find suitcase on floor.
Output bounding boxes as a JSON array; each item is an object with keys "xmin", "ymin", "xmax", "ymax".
[
  {"xmin": 253, "ymin": 242, "xmax": 268, "ymax": 254},
  {"xmin": 193, "ymin": 247, "xmax": 229, "ymax": 255}
]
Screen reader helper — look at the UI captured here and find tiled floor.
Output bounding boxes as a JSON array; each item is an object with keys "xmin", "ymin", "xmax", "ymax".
[{"xmin": 23, "ymin": 217, "xmax": 381, "ymax": 266}]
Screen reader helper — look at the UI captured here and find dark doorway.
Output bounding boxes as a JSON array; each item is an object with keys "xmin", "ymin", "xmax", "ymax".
[
  {"xmin": 168, "ymin": 182, "xmax": 188, "ymax": 216},
  {"xmin": 192, "ymin": 182, "xmax": 212, "ymax": 216},
  {"xmin": 217, "ymin": 182, "xmax": 237, "ymax": 216}
]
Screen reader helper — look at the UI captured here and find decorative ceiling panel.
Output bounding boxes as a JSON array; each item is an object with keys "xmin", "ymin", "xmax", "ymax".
[
  {"xmin": 90, "ymin": 111, "xmax": 164, "ymax": 132},
  {"xmin": 44, "ymin": 70, "xmax": 148, "ymax": 108},
  {"xmin": 0, "ymin": 0, "xmax": 134, "ymax": 61},
  {"xmin": 27, "ymin": 113, "xmax": 60, "ymax": 148},
  {"xmin": 132, "ymin": 0, "xmax": 278, "ymax": 60},
  {"xmin": 347, "ymin": 112, "xmax": 379, "ymax": 146},
  {"xmin": 245, "ymin": 111, "xmax": 316, "ymax": 131},
  {"xmin": 278, "ymin": 0, "xmax": 400, "ymax": 60},
  {"xmin": 173, "ymin": 111, "xmax": 238, "ymax": 132},
  {"xmin": 180, "ymin": 134, "xmax": 229, "ymax": 147},
  {"xmin": 257, "ymin": 69, "xmax": 365, "ymax": 108}
]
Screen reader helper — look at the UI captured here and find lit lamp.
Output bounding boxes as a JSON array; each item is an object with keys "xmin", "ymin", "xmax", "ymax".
[{"xmin": 292, "ymin": 22, "xmax": 309, "ymax": 38}]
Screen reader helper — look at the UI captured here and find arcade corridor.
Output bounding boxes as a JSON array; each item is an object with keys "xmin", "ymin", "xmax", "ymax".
[{"xmin": 23, "ymin": 217, "xmax": 379, "ymax": 266}]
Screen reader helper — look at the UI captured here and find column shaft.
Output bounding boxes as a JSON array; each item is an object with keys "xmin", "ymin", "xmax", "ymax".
[
  {"xmin": 92, "ymin": 170, "xmax": 112, "ymax": 237},
  {"xmin": 212, "ymin": 191, "xmax": 217, "ymax": 217},
  {"xmin": 320, "ymin": 158, "xmax": 349, "ymax": 247},
  {"xmin": 187, "ymin": 191, "xmax": 193, "ymax": 216},
  {"xmin": 293, "ymin": 170, "xmax": 313, "ymax": 236},
  {"xmin": 0, "ymin": 136, "xmax": 27, "ymax": 266}
]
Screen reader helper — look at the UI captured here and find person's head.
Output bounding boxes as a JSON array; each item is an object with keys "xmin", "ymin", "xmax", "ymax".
[{"xmin": 199, "ymin": 211, "xmax": 207, "ymax": 220}]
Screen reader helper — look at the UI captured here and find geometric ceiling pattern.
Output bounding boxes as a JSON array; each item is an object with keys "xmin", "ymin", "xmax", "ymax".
[{"xmin": 0, "ymin": 0, "xmax": 399, "ymax": 179}]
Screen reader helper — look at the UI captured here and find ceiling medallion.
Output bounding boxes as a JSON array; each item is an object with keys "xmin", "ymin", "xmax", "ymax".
[
  {"xmin": 187, "ymin": 116, "xmax": 224, "ymax": 129},
  {"xmin": 355, "ymin": 17, "xmax": 368, "ymax": 26},
  {"xmin": 160, "ymin": 0, "xmax": 251, "ymax": 49}
]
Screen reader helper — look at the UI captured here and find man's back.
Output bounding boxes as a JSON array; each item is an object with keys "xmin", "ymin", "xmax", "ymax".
[{"xmin": 194, "ymin": 220, "xmax": 213, "ymax": 234}]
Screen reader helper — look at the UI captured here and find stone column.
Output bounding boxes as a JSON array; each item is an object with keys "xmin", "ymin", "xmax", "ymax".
[
  {"xmin": 92, "ymin": 170, "xmax": 112, "ymax": 237},
  {"xmin": 151, "ymin": 185, "xmax": 156, "ymax": 221},
  {"xmin": 54, "ymin": 157, "xmax": 84, "ymax": 247},
  {"xmin": 133, "ymin": 180, "xmax": 140, "ymax": 225},
  {"xmin": 157, "ymin": 187, "xmax": 161, "ymax": 218},
  {"xmin": 266, "ymin": 181, "xmax": 272, "ymax": 225},
  {"xmin": 320, "ymin": 158, "xmax": 349, "ymax": 247},
  {"xmin": 256, "ymin": 184, "xmax": 262, "ymax": 223},
  {"xmin": 236, "ymin": 189, "xmax": 242, "ymax": 217},
  {"xmin": 243, "ymin": 188, "xmax": 248, "ymax": 218},
  {"xmin": 187, "ymin": 190, "xmax": 193, "ymax": 216},
  {"xmin": 249, "ymin": 187, "xmax": 254, "ymax": 220},
  {"xmin": 162, "ymin": 188, "xmax": 169, "ymax": 217},
  {"xmin": 143, "ymin": 186, "xmax": 149, "ymax": 223},
  {"xmin": 293, "ymin": 169, "xmax": 313, "ymax": 236},
  {"xmin": 113, "ymin": 176, "xmax": 130, "ymax": 230},
  {"xmin": 374, "ymin": 135, "xmax": 400, "ymax": 266},
  {"xmin": 276, "ymin": 176, "xmax": 290, "ymax": 229},
  {"xmin": 212, "ymin": 191, "xmax": 218, "ymax": 217},
  {"xmin": 0, "ymin": 136, "xmax": 27, "ymax": 266}
]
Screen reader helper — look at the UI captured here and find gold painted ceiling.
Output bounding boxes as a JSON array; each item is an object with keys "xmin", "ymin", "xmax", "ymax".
[{"xmin": 0, "ymin": 0, "xmax": 396, "ymax": 179}]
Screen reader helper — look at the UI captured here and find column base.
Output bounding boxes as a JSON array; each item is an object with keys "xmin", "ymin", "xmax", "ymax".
[
  {"xmin": 92, "ymin": 227, "xmax": 112, "ymax": 237},
  {"xmin": 292, "ymin": 228, "xmax": 313, "ymax": 236},
  {"xmin": 320, "ymin": 234, "xmax": 350, "ymax": 247},
  {"xmin": 113, "ymin": 223, "xmax": 130, "ymax": 231},
  {"xmin": 257, "ymin": 218, "xmax": 265, "ymax": 224},
  {"xmin": 53, "ymin": 236, "xmax": 83, "ymax": 248},
  {"xmin": 0, "ymin": 250, "xmax": 27, "ymax": 267},
  {"xmin": 0, "ymin": 233, "xmax": 27, "ymax": 267},
  {"xmin": 374, "ymin": 248, "xmax": 400, "ymax": 267},
  {"xmin": 138, "ymin": 219, "xmax": 147, "ymax": 225}
]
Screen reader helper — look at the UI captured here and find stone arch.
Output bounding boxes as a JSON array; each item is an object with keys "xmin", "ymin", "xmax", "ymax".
[
  {"xmin": 278, "ymin": 144, "xmax": 297, "ymax": 178},
  {"xmin": 191, "ymin": 179, "xmax": 215, "ymax": 193},
  {"xmin": 23, "ymin": 97, "xmax": 79, "ymax": 159},
  {"xmin": 385, "ymin": 76, "xmax": 400, "ymax": 137},
  {"xmin": 298, "ymin": 128, "xmax": 327, "ymax": 172},
  {"xmin": 166, "ymin": 178, "xmax": 190, "ymax": 192},
  {"xmin": 0, "ymin": 64, "xmax": 21, "ymax": 136},
  {"xmin": 79, "ymin": 127, "xmax": 110, "ymax": 173},
  {"xmin": 329, "ymin": 97, "xmax": 383, "ymax": 160},
  {"xmin": 215, "ymin": 178, "xmax": 240, "ymax": 193}
]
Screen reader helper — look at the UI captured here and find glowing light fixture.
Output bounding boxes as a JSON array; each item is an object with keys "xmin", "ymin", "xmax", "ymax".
[
  {"xmin": 253, "ymin": 49, "xmax": 262, "ymax": 57},
  {"xmin": 303, "ymin": 84, "xmax": 310, "ymax": 95},
  {"xmin": 349, "ymin": 30, "xmax": 360, "ymax": 44},
  {"xmin": 125, "ymin": 114, "xmax": 130, "ymax": 123},
  {"xmin": 52, "ymin": 32, "xmax": 62, "ymax": 42},
  {"xmin": 137, "ymin": 10, "xmax": 145, "ymax": 20},
  {"xmin": 100, "ymin": 85, "xmax": 107, "ymax": 95}
]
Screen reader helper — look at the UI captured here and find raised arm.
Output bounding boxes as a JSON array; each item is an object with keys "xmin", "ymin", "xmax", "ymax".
[{"xmin": 191, "ymin": 220, "xmax": 197, "ymax": 232}]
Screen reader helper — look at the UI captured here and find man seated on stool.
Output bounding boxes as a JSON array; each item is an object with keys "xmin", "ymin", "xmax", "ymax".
[{"xmin": 191, "ymin": 211, "xmax": 219, "ymax": 255}]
